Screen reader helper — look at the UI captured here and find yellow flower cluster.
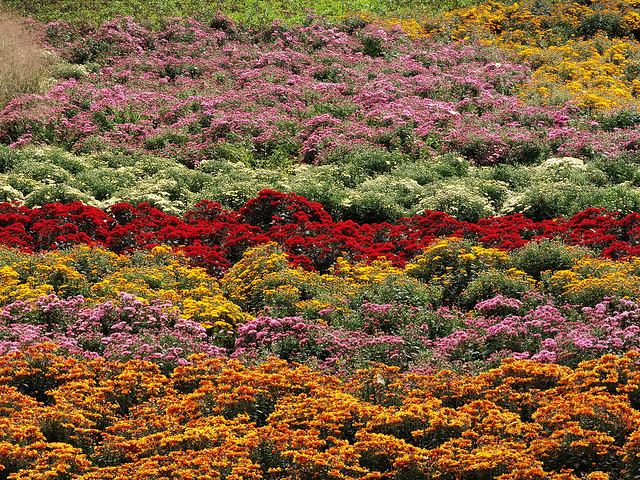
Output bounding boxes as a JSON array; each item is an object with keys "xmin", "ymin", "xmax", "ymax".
[
  {"xmin": 0, "ymin": 244, "xmax": 248, "ymax": 332},
  {"xmin": 543, "ymin": 255, "xmax": 640, "ymax": 305},
  {"xmin": 364, "ymin": 0, "xmax": 640, "ymax": 111},
  {"xmin": 0, "ymin": 264, "xmax": 54, "ymax": 303},
  {"xmin": 5, "ymin": 236, "xmax": 640, "ymax": 326},
  {"xmin": 405, "ymin": 237, "xmax": 516, "ymax": 306},
  {"xmin": 515, "ymin": 35, "xmax": 640, "ymax": 111},
  {"xmin": 220, "ymin": 242, "xmax": 426, "ymax": 318},
  {"xmin": 3, "ymin": 345, "xmax": 640, "ymax": 478},
  {"xmin": 406, "ymin": 237, "xmax": 508, "ymax": 281}
]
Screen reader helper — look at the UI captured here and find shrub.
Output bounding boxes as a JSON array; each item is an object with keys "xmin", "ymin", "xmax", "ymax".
[
  {"xmin": 104, "ymin": 189, "xmax": 186, "ymax": 216},
  {"xmin": 502, "ymin": 181, "xmax": 594, "ymax": 221},
  {"xmin": 533, "ymin": 156, "xmax": 590, "ymax": 183},
  {"xmin": 354, "ymin": 271, "xmax": 440, "ymax": 309},
  {"xmin": 204, "ymin": 141, "xmax": 253, "ymax": 165},
  {"xmin": 335, "ymin": 176, "xmax": 425, "ymax": 223},
  {"xmin": 592, "ymin": 185, "xmax": 640, "ymax": 216},
  {"xmin": 77, "ymin": 168, "xmax": 136, "ymax": 201},
  {"xmin": 94, "ymin": 151, "xmax": 141, "ymax": 169},
  {"xmin": 577, "ymin": 11, "xmax": 628, "ymax": 38},
  {"xmin": 591, "ymin": 154, "xmax": 640, "ymax": 185},
  {"xmin": 14, "ymin": 160, "xmax": 71, "ymax": 184},
  {"xmin": 390, "ymin": 160, "xmax": 440, "ymax": 185},
  {"xmin": 419, "ymin": 181, "xmax": 496, "ymax": 223},
  {"xmin": 478, "ymin": 163, "xmax": 533, "ymax": 190},
  {"xmin": 0, "ymin": 183, "xmax": 23, "ymax": 202},
  {"xmin": 596, "ymin": 108, "xmax": 640, "ymax": 131},
  {"xmin": 510, "ymin": 239, "xmax": 594, "ymax": 281},
  {"xmin": 201, "ymin": 178, "xmax": 265, "ymax": 212},
  {"xmin": 469, "ymin": 178, "xmax": 512, "ymax": 212},
  {"xmin": 135, "ymin": 156, "xmax": 177, "ymax": 176},
  {"xmin": 459, "ymin": 267, "xmax": 536, "ymax": 311},
  {"xmin": 51, "ymin": 62, "xmax": 88, "ymax": 80},
  {"xmin": 0, "ymin": 144, "xmax": 19, "ymax": 173},
  {"xmin": 406, "ymin": 237, "xmax": 509, "ymax": 306},
  {"xmin": 24, "ymin": 185, "xmax": 95, "ymax": 208},
  {"xmin": 220, "ymin": 243, "xmax": 289, "ymax": 311},
  {"xmin": 288, "ymin": 165, "xmax": 349, "ymax": 219},
  {"xmin": 324, "ymin": 144, "xmax": 407, "ymax": 176},
  {"xmin": 510, "ymin": 181, "xmax": 640, "ymax": 219},
  {"xmin": 161, "ymin": 167, "xmax": 212, "ymax": 194},
  {"xmin": 36, "ymin": 147, "xmax": 89, "ymax": 174},
  {"xmin": 338, "ymin": 189, "xmax": 407, "ymax": 224},
  {"xmin": 5, "ymin": 173, "xmax": 41, "ymax": 195},
  {"xmin": 430, "ymin": 154, "xmax": 471, "ymax": 179}
]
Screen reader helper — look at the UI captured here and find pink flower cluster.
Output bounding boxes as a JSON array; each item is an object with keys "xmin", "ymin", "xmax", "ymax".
[
  {"xmin": 2, "ymin": 15, "xmax": 638, "ymax": 165},
  {"xmin": 0, "ymin": 292, "xmax": 224, "ymax": 374}
]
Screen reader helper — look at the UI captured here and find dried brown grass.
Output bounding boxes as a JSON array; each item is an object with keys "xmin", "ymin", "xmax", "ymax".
[{"xmin": 0, "ymin": 8, "xmax": 50, "ymax": 109}]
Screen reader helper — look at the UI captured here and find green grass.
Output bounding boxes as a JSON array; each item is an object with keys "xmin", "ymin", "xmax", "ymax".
[{"xmin": 5, "ymin": 0, "xmax": 477, "ymax": 28}]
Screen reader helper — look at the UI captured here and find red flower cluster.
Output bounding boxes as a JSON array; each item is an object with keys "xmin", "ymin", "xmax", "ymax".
[{"xmin": 2, "ymin": 191, "xmax": 640, "ymax": 275}]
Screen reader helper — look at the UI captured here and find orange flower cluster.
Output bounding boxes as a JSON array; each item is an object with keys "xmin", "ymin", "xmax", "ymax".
[{"xmin": 3, "ymin": 344, "xmax": 640, "ymax": 478}]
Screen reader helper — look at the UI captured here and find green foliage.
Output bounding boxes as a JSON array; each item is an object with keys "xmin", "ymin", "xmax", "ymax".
[
  {"xmin": 65, "ymin": 245, "xmax": 127, "ymax": 284},
  {"xmin": 503, "ymin": 180, "xmax": 640, "ymax": 220},
  {"xmin": 51, "ymin": 62, "xmax": 89, "ymax": 80},
  {"xmin": 590, "ymin": 184, "xmax": 640, "ymax": 215},
  {"xmin": 5, "ymin": 173, "xmax": 41, "ymax": 196},
  {"xmin": 135, "ymin": 155, "xmax": 177, "ymax": 175},
  {"xmin": 105, "ymin": 178, "xmax": 187, "ymax": 214},
  {"xmin": 407, "ymin": 237, "xmax": 485, "ymax": 283},
  {"xmin": 323, "ymin": 145, "xmax": 407, "ymax": 178},
  {"xmin": 351, "ymin": 273, "xmax": 440, "ymax": 311},
  {"xmin": 391, "ymin": 161, "xmax": 440, "ymax": 185},
  {"xmin": 201, "ymin": 178, "xmax": 264, "ymax": 212},
  {"xmin": 23, "ymin": 184, "xmax": 95, "ymax": 207},
  {"xmin": 334, "ymin": 176, "xmax": 423, "ymax": 222},
  {"xmin": 97, "ymin": 151, "xmax": 147, "ymax": 169},
  {"xmin": 430, "ymin": 154, "xmax": 471, "ymax": 178},
  {"xmin": 591, "ymin": 154, "xmax": 640, "ymax": 185},
  {"xmin": 77, "ymin": 168, "xmax": 137, "ymax": 201},
  {"xmin": 4, "ymin": 140, "xmax": 640, "ymax": 227},
  {"xmin": 469, "ymin": 178, "xmax": 512, "ymax": 211},
  {"xmin": 205, "ymin": 141, "xmax": 253, "ymax": 165},
  {"xmin": 459, "ymin": 268, "xmax": 535, "ymax": 311},
  {"xmin": 405, "ymin": 237, "xmax": 512, "ymax": 308},
  {"xmin": 510, "ymin": 239, "xmax": 594, "ymax": 281},
  {"xmin": 577, "ymin": 10, "xmax": 628, "ymax": 38},
  {"xmin": 527, "ymin": 156, "xmax": 583, "ymax": 183},
  {"xmin": 501, "ymin": 181, "xmax": 584, "ymax": 220},
  {"xmin": 540, "ymin": 261, "xmax": 640, "ymax": 307},
  {"xmin": 358, "ymin": 31, "xmax": 384, "ymax": 57},
  {"xmin": 43, "ymin": 149, "xmax": 90, "ymax": 174},
  {"xmin": 15, "ymin": 160, "xmax": 72, "ymax": 185},
  {"xmin": 0, "ymin": 183, "xmax": 24, "ymax": 203},
  {"xmin": 288, "ymin": 164, "xmax": 348, "ymax": 218},
  {"xmin": 419, "ymin": 181, "xmax": 496, "ymax": 223},
  {"xmin": 161, "ymin": 167, "xmax": 212, "ymax": 194},
  {"xmin": 338, "ymin": 188, "xmax": 408, "ymax": 224},
  {"xmin": 478, "ymin": 163, "xmax": 532, "ymax": 189},
  {"xmin": 0, "ymin": 145, "xmax": 20, "ymax": 173},
  {"xmin": 4, "ymin": 0, "xmax": 478, "ymax": 30},
  {"xmin": 596, "ymin": 109, "xmax": 640, "ymax": 131},
  {"xmin": 144, "ymin": 131, "xmax": 190, "ymax": 151}
]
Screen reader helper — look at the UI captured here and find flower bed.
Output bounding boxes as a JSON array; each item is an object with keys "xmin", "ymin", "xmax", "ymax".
[
  {"xmin": 3, "ymin": 192, "xmax": 640, "ymax": 276},
  {"xmin": 3, "ymin": 15, "xmax": 640, "ymax": 167},
  {"xmin": 1, "ymin": 345, "xmax": 640, "ymax": 479}
]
